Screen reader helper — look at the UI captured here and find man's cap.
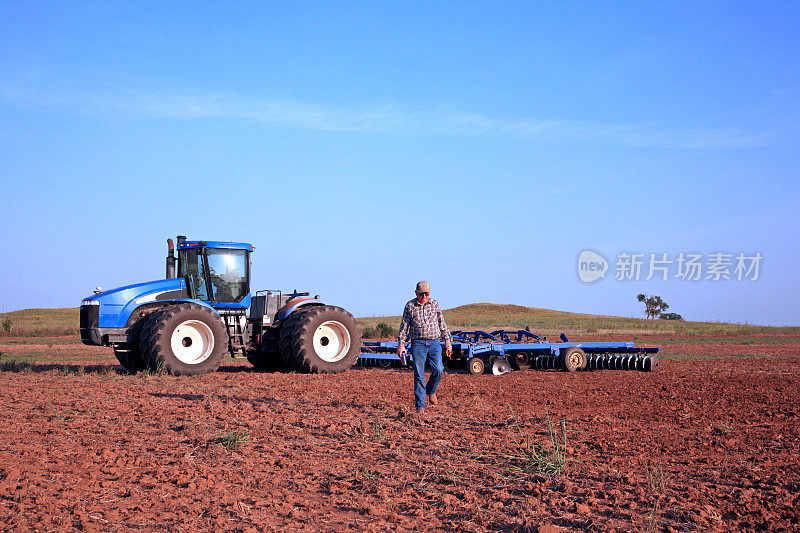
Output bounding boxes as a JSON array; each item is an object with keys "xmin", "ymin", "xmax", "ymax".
[{"xmin": 415, "ymin": 281, "xmax": 430, "ymax": 293}]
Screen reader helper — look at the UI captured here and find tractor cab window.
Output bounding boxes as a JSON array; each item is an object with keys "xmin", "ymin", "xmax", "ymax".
[
  {"xmin": 179, "ymin": 249, "xmax": 211, "ymax": 301},
  {"xmin": 205, "ymin": 249, "xmax": 248, "ymax": 302}
]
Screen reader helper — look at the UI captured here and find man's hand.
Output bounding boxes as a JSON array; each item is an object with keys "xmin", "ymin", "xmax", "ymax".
[
  {"xmin": 397, "ymin": 344, "xmax": 407, "ymax": 365},
  {"xmin": 445, "ymin": 341, "xmax": 453, "ymax": 357}
]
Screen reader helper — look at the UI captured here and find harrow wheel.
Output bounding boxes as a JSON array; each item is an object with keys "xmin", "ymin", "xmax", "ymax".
[
  {"xmin": 559, "ymin": 347, "xmax": 587, "ymax": 373},
  {"xmin": 467, "ymin": 357, "xmax": 485, "ymax": 376}
]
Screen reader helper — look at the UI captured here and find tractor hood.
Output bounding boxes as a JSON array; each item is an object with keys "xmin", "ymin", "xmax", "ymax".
[{"xmin": 81, "ymin": 278, "xmax": 188, "ymax": 328}]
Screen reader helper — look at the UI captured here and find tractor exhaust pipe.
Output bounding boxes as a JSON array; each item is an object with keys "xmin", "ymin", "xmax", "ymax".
[{"xmin": 166, "ymin": 238, "xmax": 176, "ymax": 279}]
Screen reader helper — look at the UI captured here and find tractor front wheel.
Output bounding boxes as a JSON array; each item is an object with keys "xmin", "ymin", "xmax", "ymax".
[
  {"xmin": 113, "ymin": 345, "xmax": 146, "ymax": 373},
  {"xmin": 139, "ymin": 303, "xmax": 228, "ymax": 376},
  {"xmin": 112, "ymin": 320, "xmax": 146, "ymax": 373}
]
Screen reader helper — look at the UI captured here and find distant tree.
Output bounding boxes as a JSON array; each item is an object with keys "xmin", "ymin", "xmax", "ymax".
[
  {"xmin": 659, "ymin": 312, "xmax": 683, "ymax": 321},
  {"xmin": 636, "ymin": 293, "xmax": 669, "ymax": 319}
]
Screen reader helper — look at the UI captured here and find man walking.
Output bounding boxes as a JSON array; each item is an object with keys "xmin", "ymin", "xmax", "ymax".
[{"xmin": 397, "ymin": 281, "xmax": 452, "ymax": 412}]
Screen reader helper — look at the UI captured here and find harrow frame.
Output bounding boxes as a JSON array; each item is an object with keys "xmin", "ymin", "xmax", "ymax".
[{"xmin": 359, "ymin": 329, "xmax": 660, "ymax": 374}]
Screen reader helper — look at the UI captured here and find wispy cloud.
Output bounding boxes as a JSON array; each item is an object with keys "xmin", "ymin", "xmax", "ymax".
[{"xmin": 0, "ymin": 84, "xmax": 768, "ymax": 148}]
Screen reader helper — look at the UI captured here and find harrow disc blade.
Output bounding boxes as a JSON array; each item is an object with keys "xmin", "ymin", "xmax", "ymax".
[
  {"xmin": 643, "ymin": 355, "xmax": 659, "ymax": 372},
  {"xmin": 492, "ymin": 357, "xmax": 511, "ymax": 375}
]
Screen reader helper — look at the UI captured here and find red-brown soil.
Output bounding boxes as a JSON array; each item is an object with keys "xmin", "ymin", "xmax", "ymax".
[{"xmin": 0, "ymin": 349, "xmax": 798, "ymax": 531}]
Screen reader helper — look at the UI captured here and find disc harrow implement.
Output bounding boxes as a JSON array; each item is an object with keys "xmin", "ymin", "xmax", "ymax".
[{"xmin": 360, "ymin": 329, "xmax": 660, "ymax": 375}]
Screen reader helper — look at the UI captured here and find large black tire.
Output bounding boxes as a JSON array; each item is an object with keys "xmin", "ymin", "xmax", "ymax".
[
  {"xmin": 113, "ymin": 345, "xmax": 146, "ymax": 373},
  {"xmin": 279, "ymin": 305, "xmax": 362, "ymax": 374},
  {"xmin": 139, "ymin": 303, "xmax": 228, "ymax": 376},
  {"xmin": 278, "ymin": 311, "xmax": 306, "ymax": 371},
  {"xmin": 112, "ymin": 320, "xmax": 146, "ymax": 373}
]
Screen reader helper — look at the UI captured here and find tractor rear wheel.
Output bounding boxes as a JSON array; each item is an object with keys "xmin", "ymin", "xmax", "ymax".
[
  {"xmin": 278, "ymin": 311, "xmax": 305, "ymax": 371},
  {"xmin": 559, "ymin": 347, "xmax": 587, "ymax": 372},
  {"xmin": 139, "ymin": 303, "xmax": 228, "ymax": 376},
  {"xmin": 279, "ymin": 305, "xmax": 362, "ymax": 373}
]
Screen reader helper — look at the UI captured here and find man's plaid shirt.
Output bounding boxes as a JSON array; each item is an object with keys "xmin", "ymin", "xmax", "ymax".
[{"xmin": 397, "ymin": 298, "xmax": 451, "ymax": 348}]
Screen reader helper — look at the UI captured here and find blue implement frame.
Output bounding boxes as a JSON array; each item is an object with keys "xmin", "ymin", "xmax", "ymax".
[{"xmin": 359, "ymin": 329, "xmax": 660, "ymax": 372}]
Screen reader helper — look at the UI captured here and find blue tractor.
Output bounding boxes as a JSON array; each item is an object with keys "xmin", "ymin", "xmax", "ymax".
[{"xmin": 79, "ymin": 236, "xmax": 362, "ymax": 376}]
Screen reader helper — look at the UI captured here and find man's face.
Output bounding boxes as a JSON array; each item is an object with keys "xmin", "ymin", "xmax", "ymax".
[{"xmin": 416, "ymin": 290, "xmax": 430, "ymax": 304}]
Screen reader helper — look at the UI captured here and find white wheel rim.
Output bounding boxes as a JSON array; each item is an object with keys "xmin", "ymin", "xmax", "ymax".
[
  {"xmin": 170, "ymin": 320, "xmax": 215, "ymax": 365},
  {"xmin": 312, "ymin": 320, "xmax": 351, "ymax": 363}
]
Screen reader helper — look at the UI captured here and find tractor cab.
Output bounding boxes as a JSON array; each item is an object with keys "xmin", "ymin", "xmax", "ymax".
[{"xmin": 170, "ymin": 237, "xmax": 254, "ymax": 310}]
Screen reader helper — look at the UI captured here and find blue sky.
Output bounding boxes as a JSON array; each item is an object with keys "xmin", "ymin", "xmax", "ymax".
[{"xmin": 1, "ymin": 2, "xmax": 798, "ymax": 325}]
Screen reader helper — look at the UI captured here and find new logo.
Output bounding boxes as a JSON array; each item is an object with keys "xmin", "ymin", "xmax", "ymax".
[{"xmin": 578, "ymin": 250, "xmax": 608, "ymax": 283}]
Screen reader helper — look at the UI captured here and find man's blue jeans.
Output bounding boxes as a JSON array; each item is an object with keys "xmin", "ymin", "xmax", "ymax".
[{"xmin": 409, "ymin": 339, "xmax": 444, "ymax": 410}]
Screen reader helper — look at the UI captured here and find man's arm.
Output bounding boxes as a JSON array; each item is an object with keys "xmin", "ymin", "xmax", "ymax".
[
  {"xmin": 435, "ymin": 301, "xmax": 451, "ymax": 340},
  {"xmin": 435, "ymin": 301, "xmax": 453, "ymax": 355},
  {"xmin": 397, "ymin": 303, "xmax": 411, "ymax": 353}
]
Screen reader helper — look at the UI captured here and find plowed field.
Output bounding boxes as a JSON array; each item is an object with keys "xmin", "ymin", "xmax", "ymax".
[{"xmin": 0, "ymin": 339, "xmax": 798, "ymax": 531}]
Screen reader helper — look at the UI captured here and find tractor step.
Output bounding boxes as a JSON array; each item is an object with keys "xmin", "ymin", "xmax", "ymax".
[{"xmin": 221, "ymin": 312, "xmax": 248, "ymax": 357}]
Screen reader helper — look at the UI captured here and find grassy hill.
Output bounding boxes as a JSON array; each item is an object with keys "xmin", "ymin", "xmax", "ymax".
[
  {"xmin": 1, "ymin": 304, "xmax": 798, "ymax": 339},
  {"xmin": 360, "ymin": 303, "xmax": 799, "ymax": 338},
  {"xmin": 0, "ymin": 308, "xmax": 79, "ymax": 337}
]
